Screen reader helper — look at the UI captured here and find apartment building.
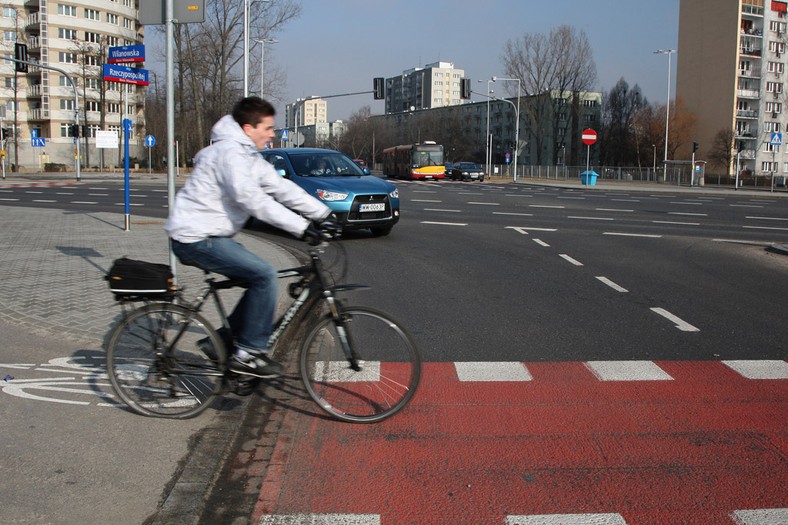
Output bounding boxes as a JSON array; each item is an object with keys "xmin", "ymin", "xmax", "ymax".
[
  {"xmin": 677, "ymin": 0, "xmax": 788, "ymax": 179},
  {"xmin": 285, "ymin": 98, "xmax": 327, "ymax": 128},
  {"xmin": 385, "ymin": 61, "xmax": 465, "ymax": 114},
  {"xmin": 0, "ymin": 0, "xmax": 144, "ymax": 170}
]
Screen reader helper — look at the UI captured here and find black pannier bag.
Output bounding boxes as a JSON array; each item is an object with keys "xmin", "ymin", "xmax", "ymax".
[{"xmin": 106, "ymin": 257, "xmax": 176, "ymax": 299}]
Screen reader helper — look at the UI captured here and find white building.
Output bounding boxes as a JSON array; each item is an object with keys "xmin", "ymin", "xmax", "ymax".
[
  {"xmin": 385, "ymin": 61, "xmax": 465, "ymax": 114},
  {"xmin": 0, "ymin": 0, "xmax": 144, "ymax": 170}
]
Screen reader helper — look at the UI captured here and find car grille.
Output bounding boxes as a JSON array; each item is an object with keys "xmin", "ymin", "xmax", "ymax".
[{"xmin": 347, "ymin": 194, "xmax": 392, "ymax": 222}]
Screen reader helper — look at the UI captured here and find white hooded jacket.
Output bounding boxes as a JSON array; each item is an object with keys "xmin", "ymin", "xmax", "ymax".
[{"xmin": 165, "ymin": 115, "xmax": 330, "ymax": 243}]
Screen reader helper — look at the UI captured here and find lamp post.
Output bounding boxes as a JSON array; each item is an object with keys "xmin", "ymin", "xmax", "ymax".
[
  {"xmin": 652, "ymin": 144, "xmax": 657, "ymax": 181},
  {"xmin": 478, "ymin": 79, "xmax": 493, "ymax": 177},
  {"xmin": 243, "ymin": 0, "xmax": 270, "ymax": 97},
  {"xmin": 473, "ymin": 89, "xmax": 519, "ymax": 180},
  {"xmin": 493, "ymin": 76, "xmax": 521, "ymax": 180},
  {"xmin": 254, "ymin": 38, "xmax": 277, "ymax": 99},
  {"xmin": 654, "ymin": 49, "xmax": 675, "ymax": 183}
]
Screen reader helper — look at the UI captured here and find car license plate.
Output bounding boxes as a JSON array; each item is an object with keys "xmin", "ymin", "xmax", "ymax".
[{"xmin": 359, "ymin": 203, "xmax": 385, "ymax": 212}]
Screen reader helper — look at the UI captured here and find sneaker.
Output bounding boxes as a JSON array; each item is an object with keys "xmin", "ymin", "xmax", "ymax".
[{"xmin": 229, "ymin": 352, "xmax": 283, "ymax": 379}]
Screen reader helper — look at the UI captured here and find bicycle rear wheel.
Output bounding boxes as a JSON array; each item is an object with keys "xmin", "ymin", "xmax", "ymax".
[
  {"xmin": 106, "ymin": 303, "xmax": 227, "ymax": 419},
  {"xmin": 300, "ymin": 306, "xmax": 421, "ymax": 423}
]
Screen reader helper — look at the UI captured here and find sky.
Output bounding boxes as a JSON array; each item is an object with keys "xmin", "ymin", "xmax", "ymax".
[{"xmin": 261, "ymin": 0, "xmax": 681, "ymax": 122}]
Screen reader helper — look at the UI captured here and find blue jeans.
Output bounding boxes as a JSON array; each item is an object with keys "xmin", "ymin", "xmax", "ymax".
[{"xmin": 171, "ymin": 237, "xmax": 277, "ymax": 354}]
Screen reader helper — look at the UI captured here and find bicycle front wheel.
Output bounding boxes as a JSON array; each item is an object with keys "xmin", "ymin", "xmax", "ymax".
[
  {"xmin": 106, "ymin": 303, "xmax": 227, "ymax": 419},
  {"xmin": 300, "ymin": 306, "xmax": 421, "ymax": 423}
]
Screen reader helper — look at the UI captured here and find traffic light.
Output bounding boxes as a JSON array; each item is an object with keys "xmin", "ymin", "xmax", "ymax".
[
  {"xmin": 0, "ymin": 128, "xmax": 9, "ymax": 139},
  {"xmin": 692, "ymin": 141, "xmax": 699, "ymax": 153},
  {"xmin": 460, "ymin": 78, "xmax": 471, "ymax": 99},
  {"xmin": 373, "ymin": 77, "xmax": 385, "ymax": 100},
  {"xmin": 69, "ymin": 124, "xmax": 80, "ymax": 138},
  {"xmin": 14, "ymin": 43, "xmax": 28, "ymax": 73}
]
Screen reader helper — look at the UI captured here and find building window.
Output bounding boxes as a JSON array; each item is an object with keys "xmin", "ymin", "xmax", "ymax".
[
  {"xmin": 766, "ymin": 101, "xmax": 783, "ymax": 113},
  {"xmin": 58, "ymin": 28, "xmax": 77, "ymax": 40},
  {"xmin": 59, "ymin": 52, "xmax": 77, "ymax": 64},
  {"xmin": 582, "ymin": 99, "xmax": 597, "ymax": 107},
  {"xmin": 85, "ymin": 100, "xmax": 99, "ymax": 111},
  {"xmin": 85, "ymin": 31, "xmax": 101, "ymax": 43},
  {"xmin": 86, "ymin": 55, "xmax": 100, "ymax": 66},
  {"xmin": 84, "ymin": 8, "xmax": 100, "ymax": 21},
  {"xmin": 3, "ymin": 31, "xmax": 15, "ymax": 42},
  {"xmin": 123, "ymin": 17, "xmax": 133, "ymax": 29},
  {"xmin": 60, "ymin": 123, "xmax": 71, "ymax": 137},
  {"xmin": 4, "ymin": 77, "xmax": 15, "ymax": 88},
  {"xmin": 107, "ymin": 103, "xmax": 120, "ymax": 113},
  {"xmin": 57, "ymin": 4, "xmax": 77, "ymax": 16},
  {"xmin": 106, "ymin": 13, "xmax": 118, "ymax": 24},
  {"xmin": 108, "ymin": 36, "xmax": 119, "ymax": 46},
  {"xmin": 60, "ymin": 99, "xmax": 75, "ymax": 110},
  {"xmin": 2, "ymin": 7, "xmax": 16, "ymax": 18},
  {"xmin": 584, "ymin": 114, "xmax": 596, "ymax": 122}
]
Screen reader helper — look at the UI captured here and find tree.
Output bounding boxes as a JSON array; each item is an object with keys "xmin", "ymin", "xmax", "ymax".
[
  {"xmin": 634, "ymin": 97, "xmax": 697, "ymax": 169},
  {"xmin": 501, "ymin": 25, "xmax": 597, "ymax": 165},
  {"xmin": 148, "ymin": 0, "xmax": 302, "ymax": 163},
  {"xmin": 707, "ymin": 128, "xmax": 736, "ymax": 175},
  {"xmin": 600, "ymin": 78, "xmax": 648, "ymax": 166}
]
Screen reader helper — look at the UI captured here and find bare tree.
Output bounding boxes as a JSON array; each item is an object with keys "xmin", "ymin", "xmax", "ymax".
[
  {"xmin": 708, "ymin": 128, "xmax": 735, "ymax": 175},
  {"xmin": 501, "ymin": 25, "xmax": 597, "ymax": 165},
  {"xmin": 151, "ymin": 0, "xmax": 302, "ymax": 163},
  {"xmin": 600, "ymin": 77, "xmax": 648, "ymax": 166}
]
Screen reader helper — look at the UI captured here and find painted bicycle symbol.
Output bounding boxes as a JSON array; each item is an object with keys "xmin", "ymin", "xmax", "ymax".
[{"xmin": 1, "ymin": 355, "xmax": 119, "ymax": 407}]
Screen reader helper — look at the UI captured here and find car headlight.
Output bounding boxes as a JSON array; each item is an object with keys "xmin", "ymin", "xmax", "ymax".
[
  {"xmin": 316, "ymin": 189, "xmax": 349, "ymax": 201},
  {"xmin": 389, "ymin": 188, "xmax": 399, "ymax": 199}
]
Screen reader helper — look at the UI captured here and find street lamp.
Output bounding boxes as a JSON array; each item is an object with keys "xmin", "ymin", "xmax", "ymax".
[
  {"xmin": 473, "ymin": 89, "xmax": 519, "ymax": 180},
  {"xmin": 493, "ymin": 76, "xmax": 521, "ymax": 180},
  {"xmin": 478, "ymin": 79, "xmax": 494, "ymax": 177},
  {"xmin": 254, "ymin": 38, "xmax": 277, "ymax": 99},
  {"xmin": 654, "ymin": 49, "xmax": 676, "ymax": 183},
  {"xmin": 244, "ymin": 0, "xmax": 270, "ymax": 97}
]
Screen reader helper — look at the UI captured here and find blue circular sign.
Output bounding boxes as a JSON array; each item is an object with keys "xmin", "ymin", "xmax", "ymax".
[{"xmin": 145, "ymin": 134, "xmax": 156, "ymax": 147}]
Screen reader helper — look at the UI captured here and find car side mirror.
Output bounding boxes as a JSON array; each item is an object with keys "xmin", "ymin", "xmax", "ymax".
[
  {"xmin": 277, "ymin": 169, "xmax": 287, "ymax": 177},
  {"xmin": 362, "ymin": 167, "xmax": 370, "ymax": 175}
]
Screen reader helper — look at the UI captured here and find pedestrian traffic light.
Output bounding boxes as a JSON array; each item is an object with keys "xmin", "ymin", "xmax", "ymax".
[
  {"xmin": 692, "ymin": 141, "xmax": 699, "ymax": 153},
  {"xmin": 69, "ymin": 124, "xmax": 79, "ymax": 138},
  {"xmin": 14, "ymin": 43, "xmax": 28, "ymax": 73},
  {"xmin": 460, "ymin": 78, "xmax": 471, "ymax": 99},
  {"xmin": 373, "ymin": 77, "xmax": 385, "ymax": 100}
]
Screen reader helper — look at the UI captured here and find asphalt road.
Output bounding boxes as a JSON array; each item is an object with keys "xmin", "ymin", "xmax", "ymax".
[{"xmin": 2, "ymin": 179, "xmax": 787, "ymax": 363}]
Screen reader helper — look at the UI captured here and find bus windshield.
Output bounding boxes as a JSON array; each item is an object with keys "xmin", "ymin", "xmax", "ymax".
[{"xmin": 413, "ymin": 149, "xmax": 443, "ymax": 167}]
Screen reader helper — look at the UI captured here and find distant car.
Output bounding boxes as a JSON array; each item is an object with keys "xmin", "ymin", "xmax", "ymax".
[
  {"xmin": 261, "ymin": 148, "xmax": 400, "ymax": 237},
  {"xmin": 449, "ymin": 162, "xmax": 484, "ymax": 181},
  {"xmin": 352, "ymin": 159, "xmax": 370, "ymax": 174}
]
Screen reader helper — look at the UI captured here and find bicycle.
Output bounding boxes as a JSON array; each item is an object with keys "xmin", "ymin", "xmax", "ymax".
[{"xmin": 104, "ymin": 233, "xmax": 421, "ymax": 423}]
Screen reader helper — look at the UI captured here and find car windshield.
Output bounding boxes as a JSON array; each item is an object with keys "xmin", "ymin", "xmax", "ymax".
[
  {"xmin": 291, "ymin": 153, "xmax": 366, "ymax": 177},
  {"xmin": 459, "ymin": 163, "xmax": 479, "ymax": 170}
]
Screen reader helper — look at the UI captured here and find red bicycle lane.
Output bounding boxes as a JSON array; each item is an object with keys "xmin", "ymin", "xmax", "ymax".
[{"xmin": 251, "ymin": 361, "xmax": 787, "ymax": 525}]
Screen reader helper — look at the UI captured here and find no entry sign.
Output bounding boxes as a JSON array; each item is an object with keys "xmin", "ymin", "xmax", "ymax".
[{"xmin": 582, "ymin": 128, "xmax": 597, "ymax": 145}]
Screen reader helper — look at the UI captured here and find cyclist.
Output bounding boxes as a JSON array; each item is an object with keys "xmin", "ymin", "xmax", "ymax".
[{"xmin": 165, "ymin": 96, "xmax": 333, "ymax": 378}]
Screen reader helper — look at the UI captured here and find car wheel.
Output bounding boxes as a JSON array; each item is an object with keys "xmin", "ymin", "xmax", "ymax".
[{"xmin": 370, "ymin": 226, "xmax": 393, "ymax": 237}]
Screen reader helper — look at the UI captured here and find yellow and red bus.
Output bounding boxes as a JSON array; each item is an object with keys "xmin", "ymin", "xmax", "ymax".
[{"xmin": 381, "ymin": 141, "xmax": 445, "ymax": 180}]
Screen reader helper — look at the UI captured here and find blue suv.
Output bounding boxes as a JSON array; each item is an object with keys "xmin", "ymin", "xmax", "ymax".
[{"xmin": 262, "ymin": 148, "xmax": 400, "ymax": 237}]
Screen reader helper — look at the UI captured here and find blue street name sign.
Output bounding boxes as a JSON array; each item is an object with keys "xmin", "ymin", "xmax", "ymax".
[
  {"xmin": 108, "ymin": 45, "xmax": 145, "ymax": 64},
  {"xmin": 103, "ymin": 64, "xmax": 149, "ymax": 86}
]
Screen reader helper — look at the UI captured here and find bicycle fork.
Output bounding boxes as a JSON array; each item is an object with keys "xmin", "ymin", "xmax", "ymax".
[{"xmin": 324, "ymin": 293, "xmax": 361, "ymax": 372}]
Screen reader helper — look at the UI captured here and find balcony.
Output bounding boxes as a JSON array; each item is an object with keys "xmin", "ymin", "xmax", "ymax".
[
  {"xmin": 27, "ymin": 84, "xmax": 43, "ymax": 97},
  {"xmin": 740, "ymin": 47, "xmax": 762, "ymax": 57},
  {"xmin": 25, "ymin": 12, "xmax": 40, "ymax": 31},
  {"xmin": 737, "ymin": 109, "xmax": 759, "ymax": 118},
  {"xmin": 28, "ymin": 108, "xmax": 48, "ymax": 120},
  {"xmin": 737, "ymin": 88, "xmax": 761, "ymax": 98},
  {"xmin": 742, "ymin": 4, "xmax": 764, "ymax": 16},
  {"xmin": 739, "ymin": 69, "xmax": 761, "ymax": 79}
]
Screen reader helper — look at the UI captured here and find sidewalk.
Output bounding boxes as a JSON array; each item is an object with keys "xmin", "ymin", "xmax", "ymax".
[{"xmin": 0, "ymin": 202, "xmax": 299, "ymax": 525}]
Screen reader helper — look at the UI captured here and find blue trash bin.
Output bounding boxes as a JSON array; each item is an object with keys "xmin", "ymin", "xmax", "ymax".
[{"xmin": 580, "ymin": 171, "xmax": 598, "ymax": 185}]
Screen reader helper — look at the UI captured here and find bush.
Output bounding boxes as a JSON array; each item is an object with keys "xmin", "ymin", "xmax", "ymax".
[{"xmin": 44, "ymin": 163, "xmax": 68, "ymax": 172}]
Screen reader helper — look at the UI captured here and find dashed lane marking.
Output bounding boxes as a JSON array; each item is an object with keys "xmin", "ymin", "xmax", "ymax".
[
  {"xmin": 596, "ymin": 276, "xmax": 629, "ymax": 293},
  {"xmin": 420, "ymin": 221, "xmax": 467, "ymax": 226},
  {"xmin": 559, "ymin": 253, "xmax": 583, "ymax": 266},
  {"xmin": 507, "ymin": 514, "xmax": 626, "ymax": 525},
  {"xmin": 722, "ymin": 360, "xmax": 788, "ymax": 379},
  {"xmin": 454, "ymin": 362, "xmax": 533, "ymax": 382},
  {"xmin": 585, "ymin": 361, "xmax": 674, "ymax": 381}
]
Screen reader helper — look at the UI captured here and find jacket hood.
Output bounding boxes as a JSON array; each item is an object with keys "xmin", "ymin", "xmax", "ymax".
[{"xmin": 210, "ymin": 114, "xmax": 255, "ymax": 149}]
